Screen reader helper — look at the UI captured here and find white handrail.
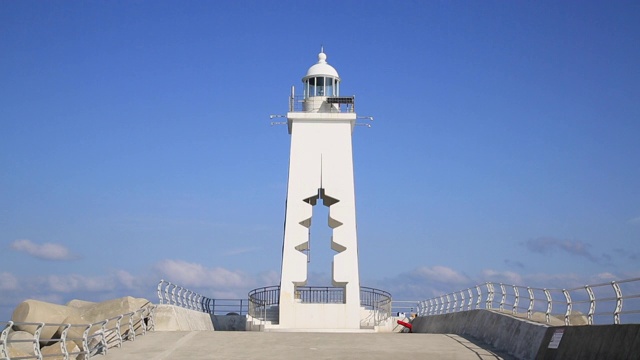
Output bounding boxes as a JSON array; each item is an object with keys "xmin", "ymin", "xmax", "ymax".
[
  {"xmin": 0, "ymin": 305, "xmax": 155, "ymax": 360},
  {"xmin": 416, "ymin": 277, "xmax": 640, "ymax": 325}
]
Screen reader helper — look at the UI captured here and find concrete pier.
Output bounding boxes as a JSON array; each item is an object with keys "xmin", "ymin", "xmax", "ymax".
[{"xmin": 99, "ymin": 331, "xmax": 514, "ymax": 360}]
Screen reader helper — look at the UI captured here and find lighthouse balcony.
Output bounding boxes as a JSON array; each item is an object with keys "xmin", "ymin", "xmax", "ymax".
[
  {"xmin": 248, "ymin": 285, "xmax": 391, "ymax": 329},
  {"xmin": 289, "ymin": 95, "xmax": 355, "ymax": 113}
]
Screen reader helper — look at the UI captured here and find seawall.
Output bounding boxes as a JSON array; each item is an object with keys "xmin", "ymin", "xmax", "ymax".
[
  {"xmin": 154, "ymin": 305, "xmax": 215, "ymax": 331},
  {"xmin": 411, "ymin": 309, "xmax": 640, "ymax": 360}
]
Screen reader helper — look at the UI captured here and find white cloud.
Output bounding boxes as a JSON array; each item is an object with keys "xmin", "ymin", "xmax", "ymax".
[
  {"xmin": 154, "ymin": 259, "xmax": 251, "ymax": 289},
  {"xmin": 481, "ymin": 269, "xmax": 524, "ymax": 285},
  {"xmin": 413, "ymin": 265, "xmax": 470, "ymax": 284},
  {"xmin": 46, "ymin": 274, "xmax": 115, "ymax": 293},
  {"xmin": 10, "ymin": 239, "xmax": 77, "ymax": 261},
  {"xmin": 258, "ymin": 270, "xmax": 280, "ymax": 286},
  {"xmin": 519, "ymin": 272, "xmax": 584, "ymax": 289},
  {"xmin": 115, "ymin": 270, "xmax": 137, "ymax": 289},
  {"xmin": 0, "ymin": 272, "xmax": 19, "ymax": 291}
]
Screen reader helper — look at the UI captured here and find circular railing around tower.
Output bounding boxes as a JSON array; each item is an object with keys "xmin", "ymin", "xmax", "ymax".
[{"xmin": 247, "ymin": 285, "xmax": 392, "ymax": 325}]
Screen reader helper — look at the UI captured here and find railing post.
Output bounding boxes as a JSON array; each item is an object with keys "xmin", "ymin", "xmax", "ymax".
[
  {"xmin": 585, "ymin": 285, "xmax": 595, "ymax": 325},
  {"xmin": 475, "ymin": 285, "xmax": 482, "ymax": 309},
  {"xmin": 562, "ymin": 289, "xmax": 572, "ymax": 326},
  {"xmin": 33, "ymin": 323, "xmax": 44, "ymax": 359},
  {"xmin": 467, "ymin": 288, "xmax": 473, "ymax": 310},
  {"xmin": 99, "ymin": 320, "xmax": 108, "ymax": 356},
  {"xmin": 128, "ymin": 312, "xmax": 135, "ymax": 341},
  {"xmin": 451, "ymin": 293, "xmax": 456, "ymax": 313},
  {"xmin": 612, "ymin": 281, "xmax": 623, "ymax": 325},
  {"xmin": 170, "ymin": 284, "xmax": 177, "ymax": 305},
  {"xmin": 459, "ymin": 290, "xmax": 465, "ymax": 312},
  {"xmin": 116, "ymin": 314, "xmax": 124, "ymax": 347},
  {"xmin": 60, "ymin": 323, "xmax": 71, "ymax": 359},
  {"xmin": 499, "ymin": 283, "xmax": 506, "ymax": 312},
  {"xmin": 0, "ymin": 321, "xmax": 12, "ymax": 359},
  {"xmin": 82, "ymin": 323, "xmax": 93, "ymax": 359},
  {"xmin": 162, "ymin": 282, "xmax": 170, "ymax": 304},
  {"xmin": 157, "ymin": 280, "xmax": 164, "ymax": 304},
  {"xmin": 148, "ymin": 305, "xmax": 157, "ymax": 332},
  {"xmin": 486, "ymin": 283, "xmax": 494, "ymax": 309},
  {"xmin": 527, "ymin": 287, "xmax": 534, "ymax": 320},
  {"xmin": 513, "ymin": 285, "xmax": 520, "ymax": 315},
  {"xmin": 187, "ymin": 290, "xmax": 194, "ymax": 309},
  {"xmin": 544, "ymin": 289, "xmax": 552, "ymax": 324},
  {"xmin": 177, "ymin": 287, "xmax": 184, "ymax": 307},
  {"xmin": 137, "ymin": 309, "xmax": 146, "ymax": 336}
]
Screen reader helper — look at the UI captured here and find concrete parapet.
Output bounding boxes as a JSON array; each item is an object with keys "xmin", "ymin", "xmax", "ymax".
[
  {"xmin": 537, "ymin": 324, "xmax": 640, "ymax": 359},
  {"xmin": 412, "ymin": 310, "xmax": 640, "ymax": 359},
  {"xmin": 153, "ymin": 305, "xmax": 214, "ymax": 331},
  {"xmin": 212, "ymin": 315, "xmax": 246, "ymax": 331},
  {"xmin": 412, "ymin": 309, "xmax": 549, "ymax": 360}
]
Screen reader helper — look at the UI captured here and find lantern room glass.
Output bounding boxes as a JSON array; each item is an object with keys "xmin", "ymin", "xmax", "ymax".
[{"xmin": 304, "ymin": 76, "xmax": 339, "ymax": 98}]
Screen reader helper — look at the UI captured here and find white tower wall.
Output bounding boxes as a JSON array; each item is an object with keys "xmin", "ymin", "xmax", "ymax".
[{"xmin": 278, "ymin": 51, "xmax": 362, "ymax": 330}]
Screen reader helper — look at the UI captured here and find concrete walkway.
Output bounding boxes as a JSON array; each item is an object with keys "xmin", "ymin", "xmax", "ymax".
[{"xmin": 100, "ymin": 331, "xmax": 516, "ymax": 360}]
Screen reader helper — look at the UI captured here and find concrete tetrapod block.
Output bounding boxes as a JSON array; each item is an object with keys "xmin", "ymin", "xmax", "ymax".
[
  {"xmin": 52, "ymin": 314, "xmax": 93, "ymax": 350},
  {"xmin": 78, "ymin": 296, "xmax": 150, "ymax": 323},
  {"xmin": 6, "ymin": 346, "xmax": 31, "ymax": 359},
  {"xmin": 7, "ymin": 330, "xmax": 36, "ymax": 357},
  {"xmin": 12, "ymin": 300, "xmax": 81, "ymax": 342},
  {"xmin": 40, "ymin": 340, "xmax": 81, "ymax": 360},
  {"xmin": 11, "ymin": 296, "xmax": 151, "ymax": 349},
  {"xmin": 65, "ymin": 300, "xmax": 98, "ymax": 310}
]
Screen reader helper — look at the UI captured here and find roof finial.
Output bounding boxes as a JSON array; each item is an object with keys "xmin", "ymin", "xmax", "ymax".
[{"xmin": 318, "ymin": 45, "xmax": 327, "ymax": 64}]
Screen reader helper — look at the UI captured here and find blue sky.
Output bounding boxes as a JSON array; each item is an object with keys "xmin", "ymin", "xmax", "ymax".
[{"xmin": 1, "ymin": 1, "xmax": 639, "ymax": 320}]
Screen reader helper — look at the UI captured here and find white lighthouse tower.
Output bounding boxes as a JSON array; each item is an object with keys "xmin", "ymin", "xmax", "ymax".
[{"xmin": 277, "ymin": 49, "xmax": 362, "ymax": 330}]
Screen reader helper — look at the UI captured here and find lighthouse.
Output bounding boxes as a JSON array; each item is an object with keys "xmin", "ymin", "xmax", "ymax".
[{"xmin": 277, "ymin": 49, "xmax": 362, "ymax": 330}]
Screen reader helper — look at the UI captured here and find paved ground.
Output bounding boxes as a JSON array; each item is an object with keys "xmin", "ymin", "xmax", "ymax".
[{"xmin": 100, "ymin": 331, "xmax": 516, "ymax": 360}]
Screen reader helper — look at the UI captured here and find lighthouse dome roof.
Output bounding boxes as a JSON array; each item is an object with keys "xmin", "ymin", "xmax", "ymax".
[{"xmin": 304, "ymin": 50, "xmax": 340, "ymax": 79}]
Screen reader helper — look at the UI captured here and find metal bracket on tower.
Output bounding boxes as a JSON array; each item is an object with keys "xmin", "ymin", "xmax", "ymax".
[
  {"xmin": 356, "ymin": 115, "xmax": 374, "ymax": 128},
  {"xmin": 270, "ymin": 114, "xmax": 287, "ymax": 126}
]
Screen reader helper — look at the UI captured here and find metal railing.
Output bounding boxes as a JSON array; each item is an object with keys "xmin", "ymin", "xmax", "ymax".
[
  {"xmin": 0, "ymin": 306, "xmax": 155, "ymax": 360},
  {"xmin": 360, "ymin": 287, "xmax": 393, "ymax": 326},
  {"xmin": 247, "ymin": 286, "xmax": 280, "ymax": 324},
  {"xmin": 289, "ymin": 95, "xmax": 356, "ymax": 113},
  {"xmin": 416, "ymin": 277, "xmax": 640, "ymax": 326},
  {"xmin": 391, "ymin": 300, "xmax": 421, "ymax": 316},
  {"xmin": 156, "ymin": 279, "xmax": 248, "ymax": 315},
  {"xmin": 247, "ymin": 285, "xmax": 392, "ymax": 326},
  {"xmin": 295, "ymin": 286, "xmax": 345, "ymax": 303}
]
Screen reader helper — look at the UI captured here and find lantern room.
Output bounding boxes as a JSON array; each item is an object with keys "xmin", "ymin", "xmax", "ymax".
[{"xmin": 302, "ymin": 51, "xmax": 340, "ymax": 98}]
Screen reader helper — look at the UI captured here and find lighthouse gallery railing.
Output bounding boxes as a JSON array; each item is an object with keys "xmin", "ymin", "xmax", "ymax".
[{"xmin": 247, "ymin": 285, "xmax": 391, "ymax": 325}]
